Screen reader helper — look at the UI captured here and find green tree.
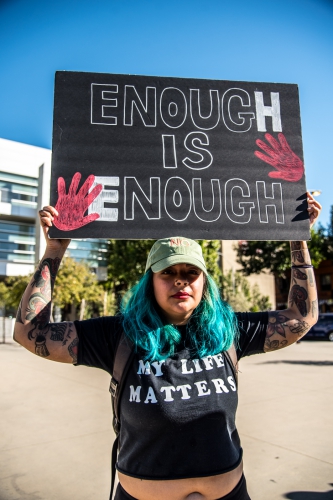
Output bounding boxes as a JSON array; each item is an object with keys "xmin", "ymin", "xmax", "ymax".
[
  {"xmin": 236, "ymin": 227, "xmax": 326, "ymax": 277},
  {"xmin": 53, "ymin": 257, "xmax": 105, "ymax": 319},
  {"xmin": 106, "ymin": 239, "xmax": 222, "ymax": 305},
  {"xmin": 197, "ymin": 239, "xmax": 222, "ymax": 284},
  {"xmin": 0, "ymin": 281, "xmax": 9, "ymax": 312},
  {"xmin": 221, "ymin": 270, "xmax": 271, "ymax": 312},
  {"xmin": 2, "ymin": 275, "xmax": 30, "ymax": 313},
  {"xmin": 322, "ymin": 205, "xmax": 333, "ymax": 261},
  {"xmin": 1, "ymin": 258, "xmax": 106, "ymax": 321}
]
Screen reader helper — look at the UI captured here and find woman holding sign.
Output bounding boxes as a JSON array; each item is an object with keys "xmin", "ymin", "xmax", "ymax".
[{"xmin": 14, "ymin": 180, "xmax": 321, "ymax": 500}]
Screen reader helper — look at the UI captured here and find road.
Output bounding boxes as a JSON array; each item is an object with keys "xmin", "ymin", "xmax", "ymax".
[{"xmin": 0, "ymin": 340, "xmax": 332, "ymax": 499}]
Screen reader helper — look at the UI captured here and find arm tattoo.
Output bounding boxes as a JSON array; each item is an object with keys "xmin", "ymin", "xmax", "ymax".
[
  {"xmin": 62, "ymin": 323, "xmax": 74, "ymax": 346},
  {"xmin": 50, "ymin": 323, "xmax": 67, "ymax": 341},
  {"xmin": 27, "ymin": 300, "xmax": 51, "ymax": 340},
  {"xmin": 308, "ymin": 268, "xmax": 315, "ymax": 287},
  {"xmin": 311, "ymin": 300, "xmax": 318, "ymax": 319},
  {"xmin": 68, "ymin": 336, "xmax": 78, "ymax": 363},
  {"xmin": 26, "ymin": 293, "xmax": 48, "ymax": 322},
  {"xmin": 289, "ymin": 319, "xmax": 310, "ymax": 335},
  {"xmin": 20, "ymin": 256, "xmax": 61, "ymax": 353},
  {"xmin": 16, "ymin": 298, "xmax": 24, "ymax": 324},
  {"xmin": 291, "ymin": 241, "xmax": 304, "ymax": 264},
  {"xmin": 289, "ymin": 284, "xmax": 308, "ymax": 317},
  {"xmin": 266, "ymin": 313, "xmax": 311, "ymax": 350},
  {"xmin": 292, "ymin": 268, "xmax": 307, "ymax": 282},
  {"xmin": 31, "ymin": 257, "xmax": 61, "ymax": 292},
  {"xmin": 291, "ymin": 241, "xmax": 302, "ymax": 251},
  {"xmin": 35, "ymin": 335, "xmax": 50, "ymax": 357},
  {"xmin": 267, "ymin": 312, "xmax": 289, "ymax": 338},
  {"xmin": 265, "ymin": 338, "xmax": 288, "ymax": 351}
]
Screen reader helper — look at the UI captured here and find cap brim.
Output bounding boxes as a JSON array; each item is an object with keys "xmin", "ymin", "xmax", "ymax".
[{"xmin": 151, "ymin": 255, "xmax": 207, "ymax": 274}]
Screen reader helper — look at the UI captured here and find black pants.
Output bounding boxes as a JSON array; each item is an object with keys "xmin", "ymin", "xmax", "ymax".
[{"xmin": 114, "ymin": 474, "xmax": 251, "ymax": 500}]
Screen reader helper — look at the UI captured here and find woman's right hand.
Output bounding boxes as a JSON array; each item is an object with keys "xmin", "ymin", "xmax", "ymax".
[{"xmin": 39, "ymin": 205, "xmax": 71, "ymax": 251}]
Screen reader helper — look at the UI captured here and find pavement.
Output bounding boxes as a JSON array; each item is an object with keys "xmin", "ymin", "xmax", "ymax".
[{"xmin": 0, "ymin": 339, "xmax": 333, "ymax": 500}]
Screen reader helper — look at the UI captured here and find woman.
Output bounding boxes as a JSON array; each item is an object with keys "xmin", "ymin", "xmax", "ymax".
[{"xmin": 14, "ymin": 193, "xmax": 321, "ymax": 500}]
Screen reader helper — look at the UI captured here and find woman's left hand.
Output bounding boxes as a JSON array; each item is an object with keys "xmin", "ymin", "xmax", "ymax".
[{"xmin": 307, "ymin": 191, "xmax": 322, "ymax": 228}]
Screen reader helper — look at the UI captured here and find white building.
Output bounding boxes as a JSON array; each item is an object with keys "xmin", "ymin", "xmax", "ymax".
[
  {"xmin": 0, "ymin": 138, "xmax": 108, "ymax": 280},
  {"xmin": 0, "ymin": 138, "xmax": 51, "ymax": 277}
]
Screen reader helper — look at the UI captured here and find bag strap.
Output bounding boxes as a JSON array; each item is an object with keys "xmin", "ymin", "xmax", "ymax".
[
  {"xmin": 224, "ymin": 343, "xmax": 238, "ymax": 388},
  {"xmin": 109, "ymin": 332, "xmax": 135, "ymax": 426},
  {"xmin": 109, "ymin": 332, "xmax": 135, "ymax": 500}
]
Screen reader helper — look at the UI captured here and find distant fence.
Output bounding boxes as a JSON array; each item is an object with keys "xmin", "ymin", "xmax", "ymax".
[{"xmin": 0, "ymin": 317, "xmax": 15, "ymax": 343}]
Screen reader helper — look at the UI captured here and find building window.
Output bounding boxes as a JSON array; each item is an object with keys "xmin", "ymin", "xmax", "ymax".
[
  {"xmin": 0, "ymin": 221, "xmax": 35, "ymax": 264},
  {"xmin": 320, "ymin": 274, "xmax": 331, "ymax": 291},
  {"xmin": 0, "ymin": 171, "xmax": 38, "ymax": 207},
  {"xmin": 67, "ymin": 239, "xmax": 109, "ymax": 269}
]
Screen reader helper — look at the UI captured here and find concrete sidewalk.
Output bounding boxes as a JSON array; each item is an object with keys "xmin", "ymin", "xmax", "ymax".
[{"xmin": 1, "ymin": 340, "xmax": 333, "ymax": 500}]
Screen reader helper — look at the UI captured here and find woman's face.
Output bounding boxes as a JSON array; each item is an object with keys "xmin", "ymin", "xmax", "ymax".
[{"xmin": 152, "ymin": 263, "xmax": 204, "ymax": 325}]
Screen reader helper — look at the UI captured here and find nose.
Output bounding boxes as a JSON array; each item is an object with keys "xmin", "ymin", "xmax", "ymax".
[{"xmin": 175, "ymin": 276, "xmax": 188, "ymax": 286}]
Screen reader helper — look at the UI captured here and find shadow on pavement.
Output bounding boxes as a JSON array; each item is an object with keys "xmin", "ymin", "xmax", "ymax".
[
  {"xmin": 258, "ymin": 360, "xmax": 333, "ymax": 366},
  {"xmin": 283, "ymin": 487, "xmax": 333, "ymax": 499}
]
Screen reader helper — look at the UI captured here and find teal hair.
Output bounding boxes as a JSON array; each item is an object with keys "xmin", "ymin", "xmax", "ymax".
[{"xmin": 121, "ymin": 270, "xmax": 238, "ymax": 361}]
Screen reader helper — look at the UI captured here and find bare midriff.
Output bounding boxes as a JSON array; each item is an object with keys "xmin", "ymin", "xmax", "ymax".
[{"xmin": 118, "ymin": 460, "xmax": 243, "ymax": 500}]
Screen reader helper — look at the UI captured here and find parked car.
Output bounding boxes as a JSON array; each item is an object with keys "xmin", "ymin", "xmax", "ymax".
[{"xmin": 303, "ymin": 313, "xmax": 333, "ymax": 341}]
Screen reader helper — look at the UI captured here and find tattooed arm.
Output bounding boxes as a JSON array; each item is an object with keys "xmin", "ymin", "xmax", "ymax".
[
  {"xmin": 264, "ymin": 193, "xmax": 321, "ymax": 352},
  {"xmin": 14, "ymin": 206, "xmax": 79, "ymax": 363}
]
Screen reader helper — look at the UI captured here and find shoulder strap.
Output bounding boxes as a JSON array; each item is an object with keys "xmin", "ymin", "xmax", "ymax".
[
  {"xmin": 109, "ymin": 331, "xmax": 135, "ymax": 429},
  {"xmin": 109, "ymin": 331, "xmax": 135, "ymax": 500},
  {"xmin": 224, "ymin": 343, "xmax": 238, "ymax": 388}
]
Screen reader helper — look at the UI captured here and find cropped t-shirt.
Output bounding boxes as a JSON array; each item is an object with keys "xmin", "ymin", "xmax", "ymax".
[{"xmin": 75, "ymin": 312, "xmax": 268, "ymax": 480}]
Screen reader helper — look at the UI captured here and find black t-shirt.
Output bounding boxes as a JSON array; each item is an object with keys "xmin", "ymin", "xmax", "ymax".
[{"xmin": 75, "ymin": 312, "xmax": 268, "ymax": 480}]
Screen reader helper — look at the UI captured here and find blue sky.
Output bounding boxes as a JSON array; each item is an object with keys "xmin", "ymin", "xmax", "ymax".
[{"xmin": 1, "ymin": 0, "xmax": 332, "ymax": 226}]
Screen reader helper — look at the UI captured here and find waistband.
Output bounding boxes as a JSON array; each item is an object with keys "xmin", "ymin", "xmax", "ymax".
[{"xmin": 115, "ymin": 475, "xmax": 251, "ymax": 500}]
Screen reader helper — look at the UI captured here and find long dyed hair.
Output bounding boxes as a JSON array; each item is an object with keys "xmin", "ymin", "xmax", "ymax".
[{"xmin": 121, "ymin": 269, "xmax": 238, "ymax": 361}]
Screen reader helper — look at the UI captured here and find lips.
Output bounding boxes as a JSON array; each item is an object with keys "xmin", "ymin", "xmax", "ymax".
[{"xmin": 172, "ymin": 292, "xmax": 190, "ymax": 299}]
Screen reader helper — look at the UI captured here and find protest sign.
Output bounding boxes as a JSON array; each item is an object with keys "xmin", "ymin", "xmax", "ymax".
[{"xmin": 49, "ymin": 71, "xmax": 309, "ymax": 240}]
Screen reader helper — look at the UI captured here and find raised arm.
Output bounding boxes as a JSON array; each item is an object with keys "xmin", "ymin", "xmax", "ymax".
[
  {"xmin": 14, "ymin": 173, "xmax": 102, "ymax": 362},
  {"xmin": 264, "ymin": 193, "xmax": 321, "ymax": 352},
  {"xmin": 13, "ymin": 206, "xmax": 79, "ymax": 363}
]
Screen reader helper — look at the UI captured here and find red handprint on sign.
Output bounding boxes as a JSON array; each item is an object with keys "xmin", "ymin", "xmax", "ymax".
[
  {"xmin": 254, "ymin": 133, "xmax": 304, "ymax": 182},
  {"xmin": 53, "ymin": 172, "xmax": 102, "ymax": 231}
]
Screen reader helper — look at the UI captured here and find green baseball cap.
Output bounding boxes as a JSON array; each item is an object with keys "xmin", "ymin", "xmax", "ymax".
[{"xmin": 145, "ymin": 236, "xmax": 207, "ymax": 274}]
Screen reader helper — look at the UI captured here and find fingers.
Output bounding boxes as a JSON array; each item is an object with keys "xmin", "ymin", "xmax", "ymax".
[
  {"xmin": 57, "ymin": 177, "xmax": 66, "ymax": 197},
  {"xmin": 68, "ymin": 172, "xmax": 81, "ymax": 197},
  {"xmin": 79, "ymin": 174, "xmax": 96, "ymax": 198},
  {"xmin": 255, "ymin": 139, "xmax": 277, "ymax": 159},
  {"xmin": 264, "ymin": 133, "xmax": 281, "ymax": 152},
  {"xmin": 254, "ymin": 150, "xmax": 278, "ymax": 168},
  {"xmin": 86, "ymin": 183, "xmax": 103, "ymax": 207},
  {"xmin": 277, "ymin": 133, "xmax": 293, "ymax": 154},
  {"xmin": 268, "ymin": 170, "xmax": 284, "ymax": 179},
  {"xmin": 307, "ymin": 192, "xmax": 322, "ymax": 210},
  {"xmin": 81, "ymin": 212, "xmax": 100, "ymax": 225},
  {"xmin": 307, "ymin": 192, "xmax": 322, "ymax": 227},
  {"xmin": 39, "ymin": 206, "xmax": 58, "ymax": 227},
  {"xmin": 41, "ymin": 205, "xmax": 59, "ymax": 216}
]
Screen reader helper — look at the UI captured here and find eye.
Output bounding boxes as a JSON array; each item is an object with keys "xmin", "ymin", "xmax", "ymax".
[
  {"xmin": 161, "ymin": 268, "xmax": 174, "ymax": 275},
  {"xmin": 188, "ymin": 268, "xmax": 201, "ymax": 275}
]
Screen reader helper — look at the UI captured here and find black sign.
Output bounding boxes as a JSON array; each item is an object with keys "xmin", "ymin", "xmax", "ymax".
[{"xmin": 49, "ymin": 71, "xmax": 309, "ymax": 240}]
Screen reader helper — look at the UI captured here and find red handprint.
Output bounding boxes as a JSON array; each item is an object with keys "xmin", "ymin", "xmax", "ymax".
[
  {"xmin": 53, "ymin": 172, "xmax": 102, "ymax": 231},
  {"xmin": 254, "ymin": 133, "xmax": 304, "ymax": 182}
]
